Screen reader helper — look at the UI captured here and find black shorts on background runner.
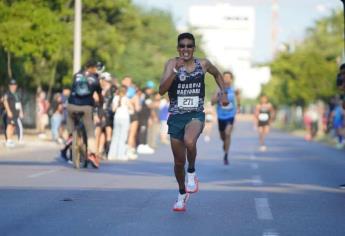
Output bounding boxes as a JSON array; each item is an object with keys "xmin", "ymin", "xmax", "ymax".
[{"xmin": 218, "ymin": 117, "xmax": 235, "ymax": 132}]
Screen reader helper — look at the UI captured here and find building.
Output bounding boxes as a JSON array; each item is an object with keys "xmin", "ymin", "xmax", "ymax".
[{"xmin": 188, "ymin": 3, "xmax": 270, "ymax": 98}]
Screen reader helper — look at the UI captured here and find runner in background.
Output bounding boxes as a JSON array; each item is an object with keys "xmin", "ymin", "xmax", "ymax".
[
  {"xmin": 254, "ymin": 95, "xmax": 274, "ymax": 152},
  {"xmin": 212, "ymin": 71, "xmax": 240, "ymax": 165}
]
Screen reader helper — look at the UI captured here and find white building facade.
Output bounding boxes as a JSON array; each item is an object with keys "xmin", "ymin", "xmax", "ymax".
[{"xmin": 188, "ymin": 3, "xmax": 270, "ymax": 98}]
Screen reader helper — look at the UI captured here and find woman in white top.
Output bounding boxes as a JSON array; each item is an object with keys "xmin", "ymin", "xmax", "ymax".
[{"xmin": 108, "ymin": 87, "xmax": 133, "ymax": 161}]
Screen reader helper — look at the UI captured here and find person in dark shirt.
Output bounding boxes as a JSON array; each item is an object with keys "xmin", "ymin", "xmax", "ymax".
[
  {"xmin": 95, "ymin": 72, "xmax": 115, "ymax": 158},
  {"xmin": 3, "ymin": 79, "xmax": 23, "ymax": 148},
  {"xmin": 62, "ymin": 60, "xmax": 102, "ymax": 168}
]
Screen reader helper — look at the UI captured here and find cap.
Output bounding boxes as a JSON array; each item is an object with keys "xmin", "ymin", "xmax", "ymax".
[
  {"xmin": 9, "ymin": 79, "xmax": 17, "ymax": 85},
  {"xmin": 100, "ymin": 72, "xmax": 112, "ymax": 82},
  {"xmin": 145, "ymin": 80, "xmax": 155, "ymax": 89}
]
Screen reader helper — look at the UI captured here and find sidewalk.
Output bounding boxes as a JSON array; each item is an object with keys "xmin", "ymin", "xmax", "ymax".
[{"xmin": 0, "ymin": 129, "xmax": 61, "ymax": 152}]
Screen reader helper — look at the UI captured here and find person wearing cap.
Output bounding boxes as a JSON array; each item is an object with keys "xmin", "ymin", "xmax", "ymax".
[
  {"xmin": 122, "ymin": 76, "xmax": 141, "ymax": 160},
  {"xmin": 137, "ymin": 81, "xmax": 156, "ymax": 154},
  {"xmin": 3, "ymin": 79, "xmax": 24, "ymax": 148},
  {"xmin": 108, "ymin": 85, "xmax": 133, "ymax": 161},
  {"xmin": 61, "ymin": 60, "xmax": 102, "ymax": 168},
  {"xmin": 159, "ymin": 32, "xmax": 228, "ymax": 211},
  {"xmin": 95, "ymin": 72, "xmax": 116, "ymax": 158}
]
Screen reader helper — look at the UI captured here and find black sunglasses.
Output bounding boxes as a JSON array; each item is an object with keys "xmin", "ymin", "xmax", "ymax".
[{"xmin": 178, "ymin": 44, "xmax": 195, "ymax": 49}]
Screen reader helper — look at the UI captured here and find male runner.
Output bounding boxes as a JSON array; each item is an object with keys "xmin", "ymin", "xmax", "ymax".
[
  {"xmin": 211, "ymin": 71, "xmax": 240, "ymax": 165},
  {"xmin": 159, "ymin": 32, "xmax": 229, "ymax": 211}
]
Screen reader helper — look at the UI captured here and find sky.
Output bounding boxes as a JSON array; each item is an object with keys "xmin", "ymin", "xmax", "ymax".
[{"xmin": 132, "ymin": 0, "xmax": 343, "ymax": 63}]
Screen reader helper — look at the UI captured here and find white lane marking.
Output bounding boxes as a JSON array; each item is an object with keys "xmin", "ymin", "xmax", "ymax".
[
  {"xmin": 252, "ymin": 175, "xmax": 263, "ymax": 186},
  {"xmin": 263, "ymin": 230, "xmax": 279, "ymax": 236},
  {"xmin": 255, "ymin": 198, "xmax": 273, "ymax": 220},
  {"xmin": 251, "ymin": 163, "xmax": 259, "ymax": 170},
  {"xmin": 28, "ymin": 169, "xmax": 59, "ymax": 178}
]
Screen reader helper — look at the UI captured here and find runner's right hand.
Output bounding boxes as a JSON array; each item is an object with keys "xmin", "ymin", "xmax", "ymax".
[{"xmin": 175, "ymin": 57, "xmax": 185, "ymax": 69}]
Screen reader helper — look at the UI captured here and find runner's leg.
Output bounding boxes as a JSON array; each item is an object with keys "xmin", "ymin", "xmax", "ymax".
[
  {"xmin": 223, "ymin": 124, "xmax": 233, "ymax": 154},
  {"xmin": 184, "ymin": 120, "xmax": 203, "ymax": 172},
  {"xmin": 170, "ymin": 138, "xmax": 186, "ymax": 193},
  {"xmin": 259, "ymin": 126, "xmax": 264, "ymax": 146}
]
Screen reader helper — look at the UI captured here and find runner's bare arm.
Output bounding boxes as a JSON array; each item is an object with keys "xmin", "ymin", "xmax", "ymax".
[
  {"xmin": 254, "ymin": 104, "xmax": 260, "ymax": 121},
  {"xmin": 235, "ymin": 89, "xmax": 241, "ymax": 112},
  {"xmin": 203, "ymin": 59, "xmax": 229, "ymax": 106},
  {"xmin": 269, "ymin": 103, "xmax": 276, "ymax": 122},
  {"xmin": 211, "ymin": 91, "xmax": 219, "ymax": 106},
  {"xmin": 159, "ymin": 59, "xmax": 177, "ymax": 95}
]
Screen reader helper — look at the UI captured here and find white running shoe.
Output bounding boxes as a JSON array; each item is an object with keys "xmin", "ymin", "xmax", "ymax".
[
  {"xmin": 5, "ymin": 140, "xmax": 15, "ymax": 148},
  {"xmin": 137, "ymin": 144, "xmax": 154, "ymax": 154},
  {"xmin": 127, "ymin": 148, "xmax": 138, "ymax": 160},
  {"xmin": 259, "ymin": 145, "xmax": 267, "ymax": 152},
  {"xmin": 186, "ymin": 172, "xmax": 199, "ymax": 193},
  {"xmin": 172, "ymin": 193, "xmax": 190, "ymax": 212}
]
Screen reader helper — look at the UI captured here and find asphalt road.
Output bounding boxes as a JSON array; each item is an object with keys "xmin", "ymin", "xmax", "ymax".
[{"xmin": 0, "ymin": 121, "xmax": 345, "ymax": 236}]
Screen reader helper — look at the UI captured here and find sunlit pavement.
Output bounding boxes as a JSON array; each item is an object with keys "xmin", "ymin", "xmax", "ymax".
[{"xmin": 0, "ymin": 121, "xmax": 345, "ymax": 236}]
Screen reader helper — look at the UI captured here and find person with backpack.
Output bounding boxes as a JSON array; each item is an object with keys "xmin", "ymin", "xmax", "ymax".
[{"xmin": 60, "ymin": 60, "xmax": 102, "ymax": 168}]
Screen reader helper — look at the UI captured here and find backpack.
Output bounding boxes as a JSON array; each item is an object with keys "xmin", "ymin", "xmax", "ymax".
[{"xmin": 75, "ymin": 74, "xmax": 91, "ymax": 97}]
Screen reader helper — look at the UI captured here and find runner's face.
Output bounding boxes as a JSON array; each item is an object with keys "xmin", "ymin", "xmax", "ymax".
[
  {"xmin": 260, "ymin": 96, "xmax": 268, "ymax": 104},
  {"xmin": 223, "ymin": 74, "xmax": 233, "ymax": 87},
  {"xmin": 177, "ymin": 38, "xmax": 195, "ymax": 61}
]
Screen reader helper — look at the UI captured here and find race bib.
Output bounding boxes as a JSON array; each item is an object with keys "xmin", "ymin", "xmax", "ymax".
[
  {"xmin": 15, "ymin": 102, "xmax": 21, "ymax": 110},
  {"xmin": 258, "ymin": 113, "xmax": 269, "ymax": 122},
  {"xmin": 221, "ymin": 101, "xmax": 233, "ymax": 111},
  {"xmin": 177, "ymin": 96, "xmax": 199, "ymax": 109}
]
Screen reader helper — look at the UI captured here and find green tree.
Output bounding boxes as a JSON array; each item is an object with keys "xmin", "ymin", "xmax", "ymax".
[{"xmin": 262, "ymin": 9, "xmax": 342, "ymax": 106}]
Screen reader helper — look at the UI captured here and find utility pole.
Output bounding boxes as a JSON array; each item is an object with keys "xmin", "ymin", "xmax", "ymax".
[
  {"xmin": 341, "ymin": 0, "xmax": 345, "ymax": 57},
  {"xmin": 272, "ymin": 0, "xmax": 278, "ymax": 57},
  {"xmin": 73, "ymin": 0, "xmax": 82, "ymax": 73}
]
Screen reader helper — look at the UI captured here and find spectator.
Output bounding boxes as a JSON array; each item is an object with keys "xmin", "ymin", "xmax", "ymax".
[
  {"xmin": 60, "ymin": 87, "xmax": 71, "ymax": 141},
  {"xmin": 0, "ymin": 88, "xmax": 5, "ymax": 140},
  {"xmin": 137, "ymin": 81, "xmax": 155, "ymax": 154},
  {"xmin": 50, "ymin": 93, "xmax": 64, "ymax": 143},
  {"xmin": 122, "ymin": 76, "xmax": 141, "ymax": 160},
  {"xmin": 96, "ymin": 72, "xmax": 116, "ymax": 158},
  {"xmin": 304, "ymin": 104, "xmax": 319, "ymax": 141},
  {"xmin": 36, "ymin": 90, "xmax": 50, "ymax": 139},
  {"xmin": 159, "ymin": 96, "xmax": 170, "ymax": 145},
  {"xmin": 331, "ymin": 99, "xmax": 345, "ymax": 149},
  {"xmin": 108, "ymin": 86, "xmax": 133, "ymax": 161},
  {"xmin": 3, "ymin": 79, "xmax": 24, "ymax": 148},
  {"xmin": 147, "ymin": 92, "xmax": 161, "ymax": 149}
]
